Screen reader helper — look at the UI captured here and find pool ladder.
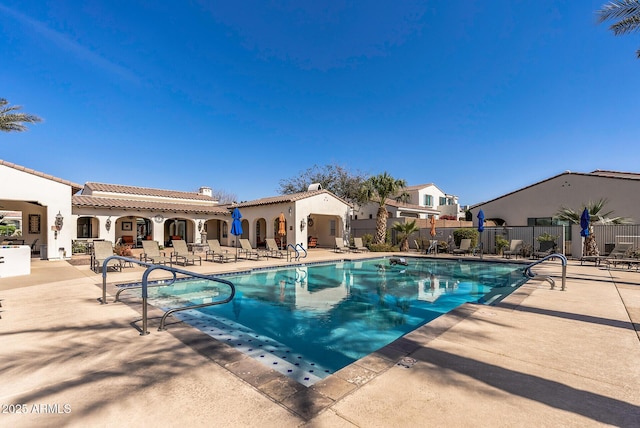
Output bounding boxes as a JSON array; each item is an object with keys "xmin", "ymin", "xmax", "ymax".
[
  {"xmin": 286, "ymin": 243, "xmax": 307, "ymax": 262},
  {"xmin": 99, "ymin": 255, "xmax": 235, "ymax": 335},
  {"xmin": 523, "ymin": 253, "xmax": 567, "ymax": 291}
]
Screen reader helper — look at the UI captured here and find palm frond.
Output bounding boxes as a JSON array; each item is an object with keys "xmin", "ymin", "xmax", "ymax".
[
  {"xmin": 609, "ymin": 15, "xmax": 640, "ymax": 34},
  {"xmin": 597, "ymin": 0, "xmax": 640, "ymax": 23}
]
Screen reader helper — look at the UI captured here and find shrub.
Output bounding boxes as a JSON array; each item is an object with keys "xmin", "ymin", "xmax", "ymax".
[
  {"xmin": 537, "ymin": 232, "xmax": 558, "ymax": 242},
  {"xmin": 114, "ymin": 244, "xmax": 133, "ymax": 257},
  {"xmin": 369, "ymin": 243, "xmax": 399, "ymax": 252},
  {"xmin": 452, "ymin": 228, "xmax": 479, "ymax": 248},
  {"xmin": 361, "ymin": 234, "xmax": 373, "ymax": 247},
  {"xmin": 495, "ymin": 236, "xmax": 509, "ymax": 254}
]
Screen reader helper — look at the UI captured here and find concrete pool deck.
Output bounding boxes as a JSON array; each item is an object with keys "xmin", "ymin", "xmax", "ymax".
[{"xmin": 1, "ymin": 249, "xmax": 639, "ymax": 427}]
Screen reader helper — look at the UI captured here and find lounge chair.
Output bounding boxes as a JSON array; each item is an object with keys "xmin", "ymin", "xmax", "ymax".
[
  {"xmin": 206, "ymin": 239, "xmax": 233, "ymax": 263},
  {"xmin": 351, "ymin": 237, "xmax": 369, "ymax": 253},
  {"xmin": 140, "ymin": 240, "xmax": 172, "ymax": 266},
  {"xmin": 581, "ymin": 242, "xmax": 633, "ymax": 267},
  {"xmin": 334, "ymin": 237, "xmax": 351, "ymax": 253},
  {"xmin": 532, "ymin": 241, "xmax": 555, "ymax": 259},
  {"xmin": 265, "ymin": 238, "xmax": 286, "ymax": 258},
  {"xmin": 171, "ymin": 240, "xmax": 202, "ymax": 266},
  {"xmin": 503, "ymin": 239, "xmax": 524, "ymax": 259},
  {"xmin": 239, "ymin": 238, "xmax": 262, "ymax": 260},
  {"xmin": 92, "ymin": 240, "xmax": 121, "ymax": 273},
  {"xmin": 602, "ymin": 242, "xmax": 636, "ymax": 269},
  {"xmin": 452, "ymin": 238, "xmax": 472, "ymax": 256}
]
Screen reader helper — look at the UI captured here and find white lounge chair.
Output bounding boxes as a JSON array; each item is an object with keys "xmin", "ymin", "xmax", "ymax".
[
  {"xmin": 92, "ymin": 240, "xmax": 121, "ymax": 273},
  {"xmin": 266, "ymin": 238, "xmax": 286, "ymax": 258},
  {"xmin": 351, "ymin": 237, "xmax": 369, "ymax": 253},
  {"xmin": 171, "ymin": 240, "xmax": 202, "ymax": 266},
  {"xmin": 239, "ymin": 239, "xmax": 262, "ymax": 260},
  {"xmin": 206, "ymin": 239, "xmax": 233, "ymax": 263},
  {"xmin": 334, "ymin": 237, "xmax": 351, "ymax": 253},
  {"xmin": 140, "ymin": 240, "xmax": 172, "ymax": 266}
]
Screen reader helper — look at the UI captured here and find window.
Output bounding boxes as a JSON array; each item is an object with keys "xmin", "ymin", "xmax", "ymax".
[
  {"xmin": 330, "ymin": 220, "xmax": 336, "ymax": 236},
  {"xmin": 77, "ymin": 217, "xmax": 92, "ymax": 238},
  {"xmin": 423, "ymin": 195, "xmax": 433, "ymax": 207},
  {"xmin": 527, "ymin": 217, "xmax": 553, "ymax": 226},
  {"xmin": 439, "ymin": 197, "xmax": 447, "ymax": 206}
]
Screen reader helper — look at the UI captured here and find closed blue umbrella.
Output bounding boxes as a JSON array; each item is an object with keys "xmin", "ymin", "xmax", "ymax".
[
  {"xmin": 231, "ymin": 207, "xmax": 243, "ymax": 261},
  {"xmin": 477, "ymin": 210, "xmax": 485, "ymax": 258},
  {"xmin": 580, "ymin": 207, "xmax": 590, "ymax": 237}
]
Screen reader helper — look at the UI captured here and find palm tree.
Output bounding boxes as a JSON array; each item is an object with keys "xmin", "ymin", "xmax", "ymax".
[
  {"xmin": 392, "ymin": 220, "xmax": 420, "ymax": 252},
  {"xmin": 359, "ymin": 172, "xmax": 408, "ymax": 245},
  {"xmin": 0, "ymin": 98, "xmax": 42, "ymax": 132},
  {"xmin": 596, "ymin": 0, "xmax": 640, "ymax": 58},
  {"xmin": 555, "ymin": 198, "xmax": 631, "ymax": 256}
]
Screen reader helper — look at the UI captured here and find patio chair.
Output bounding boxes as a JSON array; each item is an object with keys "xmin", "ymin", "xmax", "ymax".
[
  {"xmin": 351, "ymin": 237, "xmax": 369, "ymax": 253},
  {"xmin": 140, "ymin": 240, "xmax": 172, "ymax": 266},
  {"xmin": 239, "ymin": 239, "xmax": 262, "ymax": 260},
  {"xmin": 452, "ymin": 238, "xmax": 472, "ymax": 256},
  {"xmin": 532, "ymin": 241, "xmax": 555, "ymax": 259},
  {"xmin": 601, "ymin": 242, "xmax": 636, "ymax": 269},
  {"xmin": 92, "ymin": 240, "xmax": 121, "ymax": 273},
  {"xmin": 205, "ymin": 239, "xmax": 233, "ymax": 263},
  {"xmin": 503, "ymin": 239, "xmax": 524, "ymax": 259},
  {"xmin": 265, "ymin": 238, "xmax": 286, "ymax": 258},
  {"xmin": 171, "ymin": 240, "xmax": 202, "ymax": 266},
  {"xmin": 334, "ymin": 237, "xmax": 351, "ymax": 253},
  {"xmin": 425, "ymin": 239, "xmax": 438, "ymax": 255}
]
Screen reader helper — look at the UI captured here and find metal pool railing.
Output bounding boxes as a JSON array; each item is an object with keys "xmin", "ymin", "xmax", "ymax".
[
  {"xmin": 523, "ymin": 253, "xmax": 568, "ymax": 291},
  {"xmin": 99, "ymin": 255, "xmax": 235, "ymax": 335}
]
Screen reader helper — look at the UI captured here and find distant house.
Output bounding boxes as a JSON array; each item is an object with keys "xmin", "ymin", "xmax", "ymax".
[
  {"xmin": 353, "ymin": 183, "xmax": 463, "ymax": 221},
  {"xmin": 469, "ymin": 170, "xmax": 639, "ymax": 226}
]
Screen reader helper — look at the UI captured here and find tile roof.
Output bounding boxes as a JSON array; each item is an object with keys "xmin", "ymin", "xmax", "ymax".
[
  {"xmin": 471, "ymin": 169, "xmax": 640, "ymax": 209},
  {"xmin": 384, "ymin": 198, "xmax": 438, "ymax": 213},
  {"xmin": 234, "ymin": 189, "xmax": 350, "ymax": 208},
  {"xmin": 73, "ymin": 195, "xmax": 230, "ymax": 215},
  {"xmin": 83, "ymin": 182, "xmax": 216, "ymax": 202},
  {"xmin": 403, "ymin": 183, "xmax": 435, "ymax": 191},
  {"xmin": 1, "ymin": 159, "xmax": 83, "ymax": 193}
]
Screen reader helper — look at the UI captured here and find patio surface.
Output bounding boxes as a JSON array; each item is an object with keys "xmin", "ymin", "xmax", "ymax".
[{"xmin": 1, "ymin": 248, "xmax": 639, "ymax": 427}]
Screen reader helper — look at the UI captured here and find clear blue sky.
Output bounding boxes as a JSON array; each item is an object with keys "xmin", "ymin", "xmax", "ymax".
[{"xmin": 2, "ymin": 1, "xmax": 639, "ymax": 206}]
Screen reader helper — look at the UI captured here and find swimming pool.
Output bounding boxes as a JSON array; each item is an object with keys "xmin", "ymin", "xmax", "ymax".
[{"xmin": 138, "ymin": 257, "xmax": 528, "ymax": 386}]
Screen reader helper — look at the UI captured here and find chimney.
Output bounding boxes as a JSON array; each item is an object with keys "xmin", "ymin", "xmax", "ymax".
[{"xmin": 198, "ymin": 186, "xmax": 212, "ymax": 197}]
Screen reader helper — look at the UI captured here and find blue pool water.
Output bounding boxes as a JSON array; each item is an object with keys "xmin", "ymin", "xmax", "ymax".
[{"xmin": 139, "ymin": 257, "xmax": 528, "ymax": 386}]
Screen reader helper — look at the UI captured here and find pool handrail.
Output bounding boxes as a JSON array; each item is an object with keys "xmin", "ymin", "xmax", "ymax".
[
  {"xmin": 99, "ymin": 255, "xmax": 235, "ymax": 335},
  {"xmin": 296, "ymin": 243, "xmax": 307, "ymax": 259},
  {"xmin": 523, "ymin": 253, "xmax": 567, "ymax": 291},
  {"xmin": 285, "ymin": 243, "xmax": 307, "ymax": 262}
]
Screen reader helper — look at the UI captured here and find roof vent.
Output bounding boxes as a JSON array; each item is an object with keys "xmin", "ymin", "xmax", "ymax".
[{"xmin": 307, "ymin": 183, "xmax": 322, "ymax": 191}]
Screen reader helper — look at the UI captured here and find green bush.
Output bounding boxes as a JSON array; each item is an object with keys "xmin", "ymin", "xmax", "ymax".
[
  {"xmin": 495, "ymin": 236, "xmax": 509, "ymax": 254},
  {"xmin": 453, "ymin": 228, "xmax": 479, "ymax": 248},
  {"xmin": 361, "ymin": 234, "xmax": 373, "ymax": 247},
  {"xmin": 369, "ymin": 243, "xmax": 399, "ymax": 252}
]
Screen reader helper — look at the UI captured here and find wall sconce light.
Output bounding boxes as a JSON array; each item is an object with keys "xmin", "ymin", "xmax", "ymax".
[
  {"xmin": 198, "ymin": 220, "xmax": 203, "ymax": 232},
  {"xmin": 55, "ymin": 211, "xmax": 64, "ymax": 231},
  {"xmin": 288, "ymin": 207, "xmax": 292, "ymax": 216},
  {"xmin": 53, "ymin": 211, "xmax": 64, "ymax": 239},
  {"xmin": 105, "ymin": 216, "xmax": 112, "ymax": 232},
  {"xmin": 300, "ymin": 218, "xmax": 306, "ymax": 231}
]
